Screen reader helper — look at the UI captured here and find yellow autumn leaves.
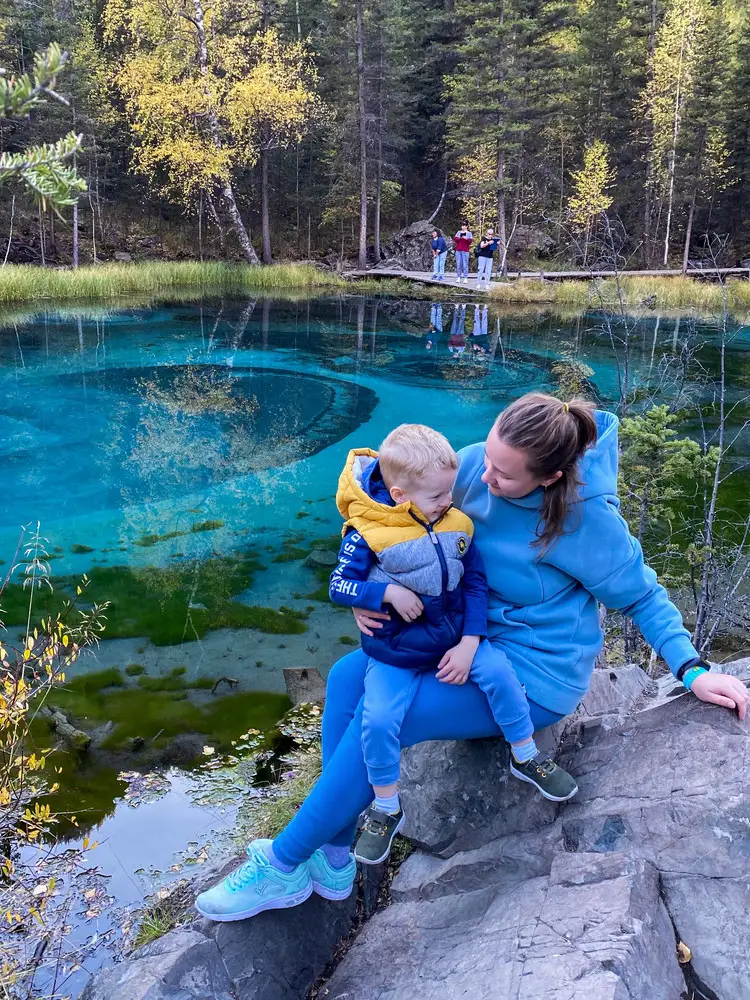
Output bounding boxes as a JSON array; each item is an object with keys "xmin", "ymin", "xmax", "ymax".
[{"xmin": 103, "ymin": 0, "xmax": 326, "ymax": 207}]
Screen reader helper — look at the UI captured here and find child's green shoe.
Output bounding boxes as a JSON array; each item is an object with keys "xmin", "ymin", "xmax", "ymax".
[
  {"xmin": 195, "ymin": 839, "xmax": 312, "ymax": 922},
  {"xmin": 354, "ymin": 806, "xmax": 405, "ymax": 865},
  {"xmin": 510, "ymin": 753, "xmax": 578, "ymax": 802}
]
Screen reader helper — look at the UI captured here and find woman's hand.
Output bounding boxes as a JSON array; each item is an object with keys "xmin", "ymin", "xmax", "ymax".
[
  {"xmin": 690, "ymin": 671, "xmax": 749, "ymax": 720},
  {"xmin": 353, "ymin": 607, "xmax": 391, "ymax": 637}
]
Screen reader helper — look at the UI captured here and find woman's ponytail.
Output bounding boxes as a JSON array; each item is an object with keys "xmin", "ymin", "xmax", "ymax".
[{"xmin": 494, "ymin": 393, "xmax": 598, "ymax": 551}]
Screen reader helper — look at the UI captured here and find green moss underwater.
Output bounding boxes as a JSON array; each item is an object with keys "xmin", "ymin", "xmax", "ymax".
[
  {"xmin": 29, "ymin": 666, "xmax": 291, "ymax": 833},
  {"xmin": 2, "ymin": 551, "xmax": 308, "ymax": 646}
]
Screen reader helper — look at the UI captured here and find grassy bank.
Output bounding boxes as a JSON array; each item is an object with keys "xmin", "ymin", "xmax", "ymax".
[
  {"xmin": 0, "ymin": 261, "xmax": 345, "ymax": 303},
  {"xmin": 488, "ymin": 274, "xmax": 750, "ymax": 314}
]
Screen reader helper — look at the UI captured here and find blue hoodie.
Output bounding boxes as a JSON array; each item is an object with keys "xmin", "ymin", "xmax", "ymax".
[{"xmin": 453, "ymin": 410, "xmax": 698, "ymax": 715}]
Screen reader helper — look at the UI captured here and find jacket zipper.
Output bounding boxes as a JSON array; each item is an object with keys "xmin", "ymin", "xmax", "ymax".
[{"xmin": 410, "ymin": 509, "xmax": 460, "ymax": 643}]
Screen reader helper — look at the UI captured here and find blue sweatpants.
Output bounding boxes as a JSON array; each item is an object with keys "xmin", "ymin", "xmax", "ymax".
[
  {"xmin": 363, "ymin": 640, "xmax": 535, "ymax": 786},
  {"xmin": 273, "ymin": 648, "xmax": 564, "ymax": 866}
]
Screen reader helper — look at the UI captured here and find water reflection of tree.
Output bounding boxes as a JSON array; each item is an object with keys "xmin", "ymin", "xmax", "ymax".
[{"xmin": 127, "ymin": 366, "xmax": 298, "ymax": 495}]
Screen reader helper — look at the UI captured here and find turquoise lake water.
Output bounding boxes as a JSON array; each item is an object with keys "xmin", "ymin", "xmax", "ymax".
[
  {"xmin": 2, "ymin": 295, "xmax": 748, "ymax": 572},
  {"xmin": 2, "ymin": 293, "xmax": 749, "ymax": 996}
]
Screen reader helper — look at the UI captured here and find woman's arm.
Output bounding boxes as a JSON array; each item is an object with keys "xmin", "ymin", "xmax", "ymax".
[{"xmin": 554, "ymin": 499, "xmax": 748, "ymax": 717}]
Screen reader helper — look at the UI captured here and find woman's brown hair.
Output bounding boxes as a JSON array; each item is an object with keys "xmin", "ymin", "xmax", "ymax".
[{"xmin": 494, "ymin": 392, "xmax": 598, "ymax": 551}]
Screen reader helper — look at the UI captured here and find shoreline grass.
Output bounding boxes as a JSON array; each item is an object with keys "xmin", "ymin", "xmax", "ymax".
[
  {"xmin": 487, "ymin": 273, "xmax": 750, "ymax": 315},
  {"xmin": 1, "ymin": 261, "xmax": 749, "ymax": 319},
  {"xmin": 0, "ymin": 261, "xmax": 345, "ymax": 304}
]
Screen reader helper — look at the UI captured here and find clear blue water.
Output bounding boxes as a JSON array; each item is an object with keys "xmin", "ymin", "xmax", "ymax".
[{"xmin": 2, "ymin": 296, "xmax": 748, "ymax": 573}]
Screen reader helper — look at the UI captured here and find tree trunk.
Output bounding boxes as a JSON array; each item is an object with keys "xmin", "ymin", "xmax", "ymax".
[
  {"xmin": 72, "ymin": 198, "xmax": 79, "ymax": 268},
  {"xmin": 191, "ymin": 0, "xmax": 260, "ymax": 266},
  {"xmin": 374, "ymin": 35, "xmax": 383, "ymax": 264},
  {"xmin": 682, "ymin": 186, "xmax": 697, "ymax": 274},
  {"xmin": 662, "ymin": 29, "xmax": 687, "ymax": 267},
  {"xmin": 356, "ymin": 0, "xmax": 368, "ymax": 269},
  {"xmin": 261, "ymin": 142, "xmax": 272, "ymax": 264}
]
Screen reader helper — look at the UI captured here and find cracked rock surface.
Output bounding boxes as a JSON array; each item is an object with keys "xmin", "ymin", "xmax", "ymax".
[
  {"xmin": 323, "ymin": 660, "xmax": 749, "ymax": 1000},
  {"xmin": 81, "ymin": 661, "xmax": 749, "ymax": 1000}
]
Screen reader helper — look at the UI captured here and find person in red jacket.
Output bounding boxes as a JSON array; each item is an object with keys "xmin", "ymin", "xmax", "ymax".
[{"xmin": 453, "ymin": 222, "xmax": 473, "ymax": 283}]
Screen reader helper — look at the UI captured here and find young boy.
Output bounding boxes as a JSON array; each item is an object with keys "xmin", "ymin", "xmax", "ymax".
[{"xmin": 329, "ymin": 424, "xmax": 577, "ymax": 865}]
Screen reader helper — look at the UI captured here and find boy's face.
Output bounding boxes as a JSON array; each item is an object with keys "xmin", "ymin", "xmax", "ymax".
[{"xmin": 390, "ymin": 466, "xmax": 457, "ymax": 522}]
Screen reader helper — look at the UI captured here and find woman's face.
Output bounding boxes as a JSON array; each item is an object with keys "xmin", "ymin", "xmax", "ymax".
[
  {"xmin": 481, "ymin": 429, "xmax": 561, "ymax": 498},
  {"xmin": 432, "ymin": 230, "xmax": 438, "ymax": 239}
]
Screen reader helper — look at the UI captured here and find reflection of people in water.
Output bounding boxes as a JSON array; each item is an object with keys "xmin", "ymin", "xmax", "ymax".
[
  {"xmin": 472, "ymin": 304, "xmax": 489, "ymax": 356},
  {"xmin": 448, "ymin": 303, "xmax": 467, "ymax": 356},
  {"xmin": 426, "ymin": 303, "xmax": 444, "ymax": 350}
]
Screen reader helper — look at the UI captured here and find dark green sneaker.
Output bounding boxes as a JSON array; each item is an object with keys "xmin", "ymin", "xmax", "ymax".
[
  {"xmin": 510, "ymin": 753, "xmax": 578, "ymax": 802},
  {"xmin": 354, "ymin": 806, "xmax": 405, "ymax": 865}
]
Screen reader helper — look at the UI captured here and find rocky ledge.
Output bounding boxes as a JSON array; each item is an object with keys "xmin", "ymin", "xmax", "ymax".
[{"xmin": 82, "ymin": 659, "xmax": 750, "ymax": 1000}]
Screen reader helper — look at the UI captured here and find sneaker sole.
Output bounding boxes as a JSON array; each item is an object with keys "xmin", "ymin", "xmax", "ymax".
[
  {"xmin": 194, "ymin": 882, "xmax": 313, "ymax": 922},
  {"xmin": 353, "ymin": 812, "xmax": 406, "ymax": 866},
  {"xmin": 509, "ymin": 764, "xmax": 579, "ymax": 803},
  {"xmin": 312, "ymin": 879, "xmax": 355, "ymax": 901}
]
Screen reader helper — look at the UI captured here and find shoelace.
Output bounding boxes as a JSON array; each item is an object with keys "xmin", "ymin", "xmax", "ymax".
[
  {"xmin": 528, "ymin": 754, "xmax": 557, "ymax": 776},
  {"xmin": 226, "ymin": 844, "xmax": 271, "ymax": 891},
  {"xmin": 362, "ymin": 810, "xmax": 394, "ymax": 838}
]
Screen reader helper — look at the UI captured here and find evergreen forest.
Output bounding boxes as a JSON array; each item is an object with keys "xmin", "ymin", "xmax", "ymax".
[{"xmin": 1, "ymin": 0, "xmax": 749, "ymax": 269}]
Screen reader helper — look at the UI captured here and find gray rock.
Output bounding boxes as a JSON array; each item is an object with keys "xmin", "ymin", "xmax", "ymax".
[
  {"xmin": 324, "ymin": 852, "xmax": 684, "ymax": 1000},
  {"xmin": 199, "ymin": 890, "xmax": 359, "ymax": 1000},
  {"xmin": 400, "ymin": 737, "xmax": 558, "ymax": 857},
  {"xmin": 381, "ymin": 220, "xmax": 439, "ymax": 272},
  {"xmin": 577, "ymin": 663, "xmax": 653, "ymax": 719},
  {"xmin": 283, "ymin": 666, "xmax": 327, "ymax": 705},
  {"xmin": 661, "ymin": 874, "xmax": 750, "ymax": 999},
  {"xmin": 303, "ymin": 548, "xmax": 338, "ymax": 569},
  {"xmin": 113, "ymin": 250, "xmax": 133, "ymax": 262},
  {"xmin": 80, "ymin": 928, "xmax": 233, "ymax": 1000}
]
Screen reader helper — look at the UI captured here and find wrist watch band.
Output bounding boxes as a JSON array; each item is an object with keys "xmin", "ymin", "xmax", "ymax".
[{"xmin": 676, "ymin": 658, "xmax": 708, "ymax": 682}]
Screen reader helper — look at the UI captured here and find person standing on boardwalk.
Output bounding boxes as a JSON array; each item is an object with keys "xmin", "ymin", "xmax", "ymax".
[
  {"xmin": 475, "ymin": 228, "xmax": 501, "ymax": 287},
  {"xmin": 430, "ymin": 229, "xmax": 448, "ymax": 281},
  {"xmin": 453, "ymin": 222, "xmax": 473, "ymax": 283}
]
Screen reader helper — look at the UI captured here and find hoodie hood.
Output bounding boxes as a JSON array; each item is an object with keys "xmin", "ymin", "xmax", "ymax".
[
  {"xmin": 336, "ymin": 449, "xmax": 417, "ymax": 530},
  {"xmin": 501, "ymin": 409, "xmax": 619, "ymax": 510}
]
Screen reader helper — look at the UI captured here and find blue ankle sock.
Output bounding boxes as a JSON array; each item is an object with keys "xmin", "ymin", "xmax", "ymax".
[
  {"xmin": 373, "ymin": 792, "xmax": 400, "ymax": 815},
  {"xmin": 263, "ymin": 842, "xmax": 295, "ymax": 873},
  {"xmin": 511, "ymin": 739, "xmax": 538, "ymax": 764},
  {"xmin": 321, "ymin": 843, "xmax": 352, "ymax": 869}
]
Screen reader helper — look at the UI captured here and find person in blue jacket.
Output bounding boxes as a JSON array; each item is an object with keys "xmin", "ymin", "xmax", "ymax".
[
  {"xmin": 196, "ymin": 393, "xmax": 748, "ymax": 922},
  {"xmin": 430, "ymin": 228, "xmax": 448, "ymax": 280},
  {"xmin": 327, "ymin": 425, "xmax": 576, "ymax": 866}
]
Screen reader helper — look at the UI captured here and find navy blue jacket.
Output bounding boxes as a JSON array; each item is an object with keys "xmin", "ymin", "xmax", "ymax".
[
  {"xmin": 431, "ymin": 236, "xmax": 448, "ymax": 253},
  {"xmin": 329, "ymin": 459, "xmax": 488, "ymax": 669}
]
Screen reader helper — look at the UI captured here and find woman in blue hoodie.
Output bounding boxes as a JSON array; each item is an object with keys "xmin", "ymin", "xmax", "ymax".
[
  {"xmin": 196, "ymin": 393, "xmax": 748, "ymax": 921},
  {"xmin": 430, "ymin": 228, "xmax": 448, "ymax": 280}
]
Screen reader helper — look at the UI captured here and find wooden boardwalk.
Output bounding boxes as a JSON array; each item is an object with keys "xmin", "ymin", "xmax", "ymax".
[{"xmin": 344, "ymin": 266, "xmax": 750, "ymax": 288}]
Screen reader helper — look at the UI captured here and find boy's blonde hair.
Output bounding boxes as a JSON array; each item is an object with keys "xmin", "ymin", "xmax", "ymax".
[{"xmin": 378, "ymin": 424, "xmax": 458, "ymax": 487}]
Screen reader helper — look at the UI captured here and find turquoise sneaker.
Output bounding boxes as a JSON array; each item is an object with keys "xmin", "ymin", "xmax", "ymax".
[
  {"xmin": 194, "ymin": 839, "xmax": 312, "ymax": 922},
  {"xmin": 308, "ymin": 848, "xmax": 357, "ymax": 901}
]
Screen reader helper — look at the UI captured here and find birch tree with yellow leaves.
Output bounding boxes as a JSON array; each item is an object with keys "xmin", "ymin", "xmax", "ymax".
[{"xmin": 103, "ymin": 0, "xmax": 324, "ymax": 264}]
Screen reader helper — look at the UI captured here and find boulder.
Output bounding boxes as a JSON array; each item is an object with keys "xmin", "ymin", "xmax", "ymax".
[
  {"xmin": 303, "ymin": 548, "xmax": 338, "ymax": 569},
  {"xmin": 328, "ymin": 658, "xmax": 749, "ymax": 999},
  {"xmin": 80, "ymin": 929, "xmax": 234, "ymax": 1000},
  {"xmin": 380, "ymin": 220, "xmax": 440, "ymax": 272},
  {"xmin": 507, "ymin": 223, "xmax": 557, "ymax": 259},
  {"xmin": 324, "ymin": 853, "xmax": 684, "ymax": 1000},
  {"xmin": 283, "ymin": 666, "xmax": 327, "ymax": 706},
  {"xmin": 113, "ymin": 250, "xmax": 134, "ymax": 262}
]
